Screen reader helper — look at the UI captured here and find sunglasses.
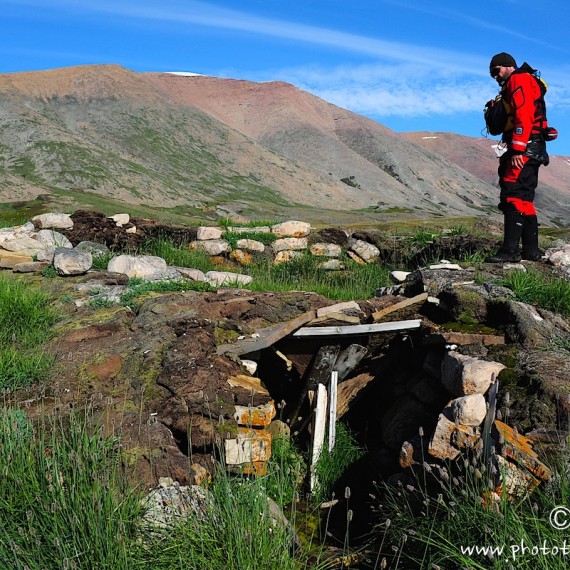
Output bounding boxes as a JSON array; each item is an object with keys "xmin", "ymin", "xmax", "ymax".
[{"xmin": 490, "ymin": 66, "xmax": 502, "ymax": 78}]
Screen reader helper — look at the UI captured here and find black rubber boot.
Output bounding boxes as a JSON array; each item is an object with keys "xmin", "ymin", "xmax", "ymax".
[
  {"xmin": 485, "ymin": 209, "xmax": 523, "ymax": 263},
  {"xmin": 521, "ymin": 215, "xmax": 542, "ymax": 261}
]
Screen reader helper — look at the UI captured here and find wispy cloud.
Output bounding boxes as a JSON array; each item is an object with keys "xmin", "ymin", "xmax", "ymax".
[
  {"xmin": 247, "ymin": 62, "xmax": 493, "ymax": 118},
  {"xmin": 242, "ymin": 60, "xmax": 570, "ymax": 121},
  {"xmin": 6, "ymin": 0, "xmax": 487, "ymax": 74},
  {"xmin": 6, "ymin": 0, "xmax": 570, "ymax": 120},
  {"xmin": 380, "ymin": 0, "xmax": 570, "ymax": 54}
]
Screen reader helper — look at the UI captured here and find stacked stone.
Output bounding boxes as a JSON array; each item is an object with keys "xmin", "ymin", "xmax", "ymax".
[
  {"xmin": 188, "ymin": 220, "xmax": 382, "ymax": 269},
  {"xmin": 400, "ymin": 351, "xmax": 552, "ymax": 499},
  {"xmin": 0, "ymin": 214, "xmax": 386, "ymax": 279},
  {"xmin": 0, "ymin": 213, "xmax": 91, "ymax": 275},
  {"xmin": 0, "ymin": 212, "xmax": 254, "ymax": 289},
  {"xmin": 224, "ymin": 401, "xmax": 276, "ymax": 476}
]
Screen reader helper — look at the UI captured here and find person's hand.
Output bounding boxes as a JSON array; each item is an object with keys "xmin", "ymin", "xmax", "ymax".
[{"xmin": 511, "ymin": 154, "xmax": 525, "ymax": 169}]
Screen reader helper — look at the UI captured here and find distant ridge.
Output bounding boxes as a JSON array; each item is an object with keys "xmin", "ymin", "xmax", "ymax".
[{"xmin": 0, "ymin": 64, "xmax": 568, "ymax": 225}]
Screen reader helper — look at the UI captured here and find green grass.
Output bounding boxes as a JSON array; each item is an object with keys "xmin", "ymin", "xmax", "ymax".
[
  {"xmin": 134, "ymin": 472, "xmax": 316, "ymax": 570},
  {"xmin": 266, "ymin": 435, "xmax": 307, "ymax": 506},
  {"xmin": 0, "ymin": 409, "xmax": 143, "ymax": 569},
  {"xmin": 138, "ymin": 237, "xmax": 217, "ymax": 272},
  {"xmin": 456, "ymin": 249, "xmax": 489, "ymax": 263},
  {"xmin": 501, "ymin": 269, "xmax": 570, "ymax": 316},
  {"xmin": 0, "ymin": 209, "xmax": 32, "ymax": 228},
  {"xmin": 138, "ymin": 238, "xmax": 391, "ymax": 300},
  {"xmin": 91, "ymin": 251, "xmax": 115, "ymax": 271},
  {"xmin": 0, "ymin": 408, "xmax": 331, "ymax": 569},
  {"xmin": 0, "ymin": 348, "xmax": 54, "ymax": 392},
  {"xmin": 313, "ymin": 423, "xmax": 365, "ymax": 504},
  {"xmin": 409, "ymin": 228, "xmax": 440, "ymax": 247},
  {"xmin": 221, "ymin": 229, "xmax": 278, "ymax": 250},
  {"xmin": 0, "ymin": 277, "xmax": 60, "ymax": 348},
  {"xmin": 217, "ymin": 217, "xmax": 278, "ymax": 229},
  {"xmin": 0, "ymin": 277, "xmax": 60, "ymax": 391},
  {"xmin": 245, "ymin": 254, "xmax": 392, "ymax": 300},
  {"xmin": 375, "ymin": 446, "xmax": 570, "ymax": 569}
]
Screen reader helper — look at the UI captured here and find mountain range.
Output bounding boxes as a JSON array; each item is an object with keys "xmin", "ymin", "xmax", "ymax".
[{"xmin": 0, "ymin": 64, "xmax": 568, "ymax": 226}]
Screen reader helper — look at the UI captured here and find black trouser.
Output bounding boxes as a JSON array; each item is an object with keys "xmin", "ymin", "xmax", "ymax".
[{"xmin": 498, "ymin": 152, "xmax": 540, "ymax": 213}]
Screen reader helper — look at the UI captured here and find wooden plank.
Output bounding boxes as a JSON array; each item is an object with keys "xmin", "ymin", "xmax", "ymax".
[
  {"xmin": 227, "ymin": 374, "xmax": 269, "ymax": 396},
  {"xmin": 316, "ymin": 301, "xmax": 362, "ymax": 319},
  {"xmin": 307, "ymin": 345, "xmax": 341, "ymax": 390},
  {"xmin": 310, "ymin": 383, "xmax": 328, "ymax": 492},
  {"xmin": 308, "ymin": 313, "xmax": 361, "ymax": 326},
  {"xmin": 371, "ymin": 293, "xmax": 428, "ymax": 322},
  {"xmin": 292, "ymin": 319, "xmax": 422, "ymax": 337},
  {"xmin": 328, "ymin": 371, "xmax": 338, "ymax": 453},
  {"xmin": 334, "ymin": 344, "xmax": 367, "ymax": 382},
  {"xmin": 441, "ymin": 332, "xmax": 505, "ymax": 346},
  {"xmin": 216, "ymin": 310, "xmax": 317, "ymax": 355},
  {"xmin": 288, "ymin": 345, "xmax": 341, "ymax": 425}
]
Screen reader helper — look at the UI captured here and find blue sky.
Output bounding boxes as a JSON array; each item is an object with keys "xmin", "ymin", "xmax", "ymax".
[{"xmin": 2, "ymin": 0, "xmax": 570, "ymax": 155}]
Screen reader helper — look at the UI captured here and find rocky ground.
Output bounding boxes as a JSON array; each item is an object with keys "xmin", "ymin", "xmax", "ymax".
[{"xmin": 3, "ymin": 212, "xmax": 570, "ymax": 536}]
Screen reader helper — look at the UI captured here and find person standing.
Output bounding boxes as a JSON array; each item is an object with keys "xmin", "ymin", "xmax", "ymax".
[{"xmin": 485, "ymin": 52, "xmax": 552, "ymax": 263}]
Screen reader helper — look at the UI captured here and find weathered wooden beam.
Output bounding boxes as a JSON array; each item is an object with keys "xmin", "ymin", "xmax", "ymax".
[
  {"xmin": 292, "ymin": 319, "xmax": 422, "ymax": 337},
  {"xmin": 328, "ymin": 371, "xmax": 338, "ymax": 452},
  {"xmin": 310, "ymin": 383, "xmax": 328, "ymax": 492},
  {"xmin": 441, "ymin": 332, "xmax": 505, "ymax": 346},
  {"xmin": 307, "ymin": 345, "xmax": 341, "ymax": 390},
  {"xmin": 371, "ymin": 293, "xmax": 428, "ymax": 322},
  {"xmin": 288, "ymin": 344, "xmax": 367, "ymax": 430},
  {"xmin": 308, "ymin": 312, "xmax": 361, "ymax": 326},
  {"xmin": 334, "ymin": 344, "xmax": 367, "ymax": 382},
  {"xmin": 216, "ymin": 310, "xmax": 317, "ymax": 355},
  {"xmin": 288, "ymin": 344, "xmax": 341, "ymax": 425}
]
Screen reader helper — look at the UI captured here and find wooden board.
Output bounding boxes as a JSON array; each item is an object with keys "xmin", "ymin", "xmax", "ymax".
[
  {"xmin": 371, "ymin": 293, "xmax": 428, "ymax": 322},
  {"xmin": 216, "ymin": 310, "xmax": 317, "ymax": 355},
  {"xmin": 440, "ymin": 332, "xmax": 505, "ymax": 346},
  {"xmin": 292, "ymin": 319, "xmax": 422, "ymax": 337}
]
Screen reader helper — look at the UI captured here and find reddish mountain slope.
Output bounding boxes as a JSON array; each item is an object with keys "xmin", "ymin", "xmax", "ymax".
[
  {"xmin": 0, "ymin": 65, "xmax": 568, "ymax": 224},
  {"xmin": 402, "ymin": 132, "xmax": 570, "ymax": 224}
]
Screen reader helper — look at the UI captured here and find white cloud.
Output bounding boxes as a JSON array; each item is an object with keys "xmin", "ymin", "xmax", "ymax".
[
  {"xmin": 6, "ymin": 0, "xmax": 487, "ymax": 75},
  {"xmin": 245, "ymin": 62, "xmax": 496, "ymax": 118},
  {"xmin": 380, "ymin": 0, "xmax": 570, "ymax": 54}
]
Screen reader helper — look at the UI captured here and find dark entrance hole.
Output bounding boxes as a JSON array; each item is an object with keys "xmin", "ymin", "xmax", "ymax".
[{"xmin": 251, "ymin": 327, "xmax": 452, "ymax": 544}]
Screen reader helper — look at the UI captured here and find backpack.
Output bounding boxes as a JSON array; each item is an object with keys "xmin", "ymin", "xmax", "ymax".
[
  {"xmin": 484, "ymin": 65, "xmax": 558, "ymax": 141},
  {"xmin": 484, "ymin": 94, "xmax": 508, "ymax": 136}
]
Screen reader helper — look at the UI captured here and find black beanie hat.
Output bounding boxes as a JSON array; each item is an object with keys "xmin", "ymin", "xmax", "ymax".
[{"xmin": 489, "ymin": 52, "xmax": 517, "ymax": 70}]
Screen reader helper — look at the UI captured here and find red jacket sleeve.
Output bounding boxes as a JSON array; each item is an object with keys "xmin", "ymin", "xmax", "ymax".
[{"xmin": 504, "ymin": 73, "xmax": 542, "ymax": 153}]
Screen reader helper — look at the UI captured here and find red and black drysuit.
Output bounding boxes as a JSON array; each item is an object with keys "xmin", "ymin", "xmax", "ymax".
[{"xmin": 495, "ymin": 62, "xmax": 550, "ymax": 260}]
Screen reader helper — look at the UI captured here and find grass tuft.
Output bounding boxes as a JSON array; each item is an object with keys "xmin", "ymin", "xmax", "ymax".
[
  {"xmin": 313, "ymin": 423, "xmax": 364, "ymax": 504},
  {"xmin": 0, "ymin": 409, "xmax": 143, "ymax": 569},
  {"xmin": 375, "ymin": 446, "xmax": 570, "ymax": 569},
  {"xmin": 0, "ymin": 277, "xmax": 60, "ymax": 391},
  {"xmin": 501, "ymin": 269, "xmax": 570, "ymax": 316},
  {"xmin": 246, "ymin": 254, "xmax": 391, "ymax": 300}
]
